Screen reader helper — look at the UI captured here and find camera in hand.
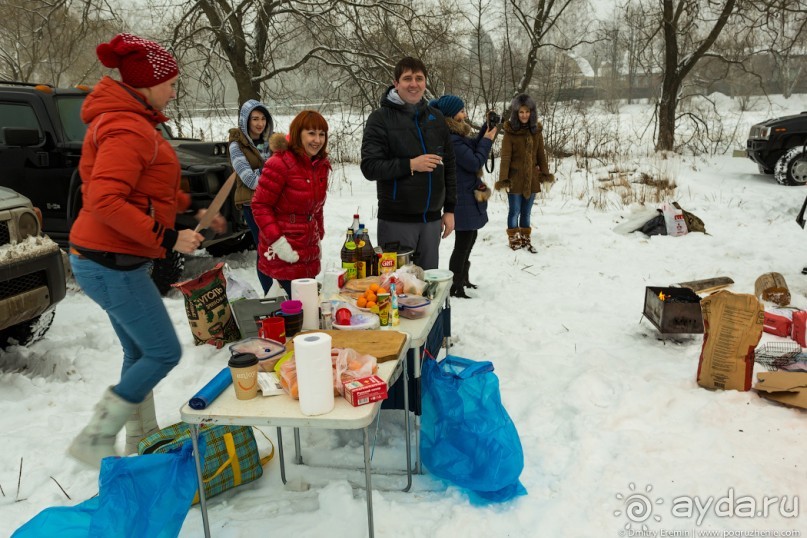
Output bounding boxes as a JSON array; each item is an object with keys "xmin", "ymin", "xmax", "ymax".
[{"xmin": 486, "ymin": 111, "xmax": 501, "ymax": 128}]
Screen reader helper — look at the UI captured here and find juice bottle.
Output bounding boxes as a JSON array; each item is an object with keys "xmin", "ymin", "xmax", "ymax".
[
  {"xmin": 340, "ymin": 228, "xmax": 358, "ymax": 281},
  {"xmin": 376, "ymin": 291, "xmax": 391, "ymax": 327}
]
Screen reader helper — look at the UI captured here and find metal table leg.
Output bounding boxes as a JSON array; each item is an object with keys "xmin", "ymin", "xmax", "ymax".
[
  {"xmin": 191, "ymin": 424, "xmax": 211, "ymax": 538},
  {"xmin": 293, "ymin": 427, "xmax": 303, "ymax": 464},
  {"xmin": 277, "ymin": 427, "xmax": 287, "ymax": 484},
  {"xmin": 401, "ymin": 349, "xmax": 413, "ymax": 492},
  {"xmin": 412, "ymin": 345, "xmax": 423, "ymax": 475},
  {"xmin": 363, "ymin": 426, "xmax": 375, "ymax": 538}
]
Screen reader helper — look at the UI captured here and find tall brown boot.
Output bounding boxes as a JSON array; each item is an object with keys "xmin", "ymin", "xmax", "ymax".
[
  {"xmin": 520, "ymin": 228, "xmax": 537, "ymax": 253},
  {"xmin": 507, "ymin": 228, "xmax": 520, "ymax": 250}
]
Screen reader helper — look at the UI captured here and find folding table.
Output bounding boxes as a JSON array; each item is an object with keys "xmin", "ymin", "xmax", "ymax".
[{"xmin": 181, "ymin": 331, "xmax": 411, "ymax": 538}]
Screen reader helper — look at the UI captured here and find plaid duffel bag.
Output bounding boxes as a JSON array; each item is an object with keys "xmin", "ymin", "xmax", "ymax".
[{"xmin": 138, "ymin": 422, "xmax": 273, "ymax": 504}]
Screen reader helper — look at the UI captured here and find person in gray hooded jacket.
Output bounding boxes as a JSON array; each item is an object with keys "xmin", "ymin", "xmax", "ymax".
[{"xmin": 229, "ymin": 99, "xmax": 274, "ymax": 293}]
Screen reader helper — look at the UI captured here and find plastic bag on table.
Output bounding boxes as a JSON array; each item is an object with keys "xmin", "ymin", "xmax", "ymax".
[
  {"xmin": 278, "ymin": 358, "xmax": 299, "ymax": 399},
  {"xmin": 421, "ymin": 354, "xmax": 526, "ymax": 504},
  {"xmin": 380, "ymin": 270, "xmax": 426, "ymax": 296},
  {"xmin": 333, "ymin": 347, "xmax": 378, "ymax": 395}
]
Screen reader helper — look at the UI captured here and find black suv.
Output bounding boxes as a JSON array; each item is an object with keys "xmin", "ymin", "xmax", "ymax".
[
  {"xmin": 0, "ymin": 81, "xmax": 252, "ymax": 292},
  {"xmin": 747, "ymin": 112, "xmax": 807, "ymax": 186}
]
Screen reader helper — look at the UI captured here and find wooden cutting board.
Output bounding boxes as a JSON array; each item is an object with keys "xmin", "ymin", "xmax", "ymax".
[{"xmin": 289, "ymin": 330, "xmax": 407, "ymax": 363}]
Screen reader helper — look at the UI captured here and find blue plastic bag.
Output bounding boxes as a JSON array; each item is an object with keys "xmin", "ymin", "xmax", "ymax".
[
  {"xmin": 13, "ymin": 441, "xmax": 202, "ymax": 538},
  {"xmin": 421, "ymin": 355, "xmax": 526, "ymax": 503}
]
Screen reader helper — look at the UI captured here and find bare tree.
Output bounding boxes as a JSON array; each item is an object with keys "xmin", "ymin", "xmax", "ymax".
[
  {"xmin": 0, "ymin": 0, "xmax": 121, "ymax": 85},
  {"xmin": 654, "ymin": 0, "xmax": 739, "ymax": 151},
  {"xmin": 506, "ymin": 0, "xmax": 588, "ymax": 100},
  {"xmin": 746, "ymin": 0, "xmax": 807, "ymax": 98}
]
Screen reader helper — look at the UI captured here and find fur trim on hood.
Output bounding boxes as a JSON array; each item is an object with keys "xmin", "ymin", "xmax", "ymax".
[
  {"xmin": 508, "ymin": 93, "xmax": 538, "ymax": 134},
  {"xmin": 269, "ymin": 132, "xmax": 288, "ymax": 153},
  {"xmin": 444, "ymin": 116, "xmax": 471, "ymax": 137}
]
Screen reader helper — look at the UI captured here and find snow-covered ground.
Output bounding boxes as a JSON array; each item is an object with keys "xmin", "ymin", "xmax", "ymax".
[{"xmin": 2, "ymin": 97, "xmax": 806, "ymax": 537}]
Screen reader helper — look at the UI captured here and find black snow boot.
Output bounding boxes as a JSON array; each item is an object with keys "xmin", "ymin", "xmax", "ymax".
[
  {"xmin": 450, "ymin": 284, "xmax": 470, "ymax": 298},
  {"xmin": 463, "ymin": 261, "xmax": 478, "ymax": 289}
]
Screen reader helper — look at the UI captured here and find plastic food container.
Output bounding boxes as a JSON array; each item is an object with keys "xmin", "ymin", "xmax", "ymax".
[
  {"xmin": 229, "ymin": 337, "xmax": 286, "ymax": 371},
  {"xmin": 398, "ymin": 296, "xmax": 431, "ymax": 320}
]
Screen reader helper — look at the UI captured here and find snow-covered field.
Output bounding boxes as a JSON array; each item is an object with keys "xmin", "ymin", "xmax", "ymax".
[{"xmin": 2, "ymin": 95, "xmax": 806, "ymax": 537}]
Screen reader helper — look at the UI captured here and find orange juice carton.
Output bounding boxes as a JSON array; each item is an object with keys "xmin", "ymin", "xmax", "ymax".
[{"xmin": 343, "ymin": 375, "xmax": 388, "ymax": 406}]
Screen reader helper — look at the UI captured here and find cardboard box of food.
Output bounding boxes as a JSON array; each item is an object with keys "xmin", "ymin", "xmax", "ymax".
[
  {"xmin": 754, "ymin": 371, "xmax": 807, "ymax": 409},
  {"xmin": 343, "ymin": 375, "xmax": 388, "ymax": 406},
  {"xmin": 697, "ymin": 291, "xmax": 763, "ymax": 391}
]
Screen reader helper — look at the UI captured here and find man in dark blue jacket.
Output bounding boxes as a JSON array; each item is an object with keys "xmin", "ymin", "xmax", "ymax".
[{"xmin": 360, "ymin": 57, "xmax": 457, "ymax": 270}]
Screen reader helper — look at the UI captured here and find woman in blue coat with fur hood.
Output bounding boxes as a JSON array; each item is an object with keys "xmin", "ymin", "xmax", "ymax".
[{"xmin": 430, "ymin": 95, "xmax": 497, "ymax": 298}]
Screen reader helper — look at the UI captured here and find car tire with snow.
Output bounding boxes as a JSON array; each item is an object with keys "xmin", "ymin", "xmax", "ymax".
[
  {"xmin": 150, "ymin": 250, "xmax": 185, "ymax": 296},
  {"xmin": 774, "ymin": 146, "xmax": 807, "ymax": 186},
  {"xmin": 0, "ymin": 309, "xmax": 56, "ymax": 349}
]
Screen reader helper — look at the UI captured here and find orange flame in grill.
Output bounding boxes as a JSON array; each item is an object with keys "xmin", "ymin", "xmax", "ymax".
[{"xmin": 658, "ymin": 291, "xmax": 667, "ymax": 301}]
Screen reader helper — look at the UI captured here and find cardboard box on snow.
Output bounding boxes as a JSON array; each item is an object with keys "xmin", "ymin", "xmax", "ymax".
[
  {"xmin": 754, "ymin": 371, "xmax": 807, "ymax": 409},
  {"xmin": 697, "ymin": 291, "xmax": 763, "ymax": 391}
]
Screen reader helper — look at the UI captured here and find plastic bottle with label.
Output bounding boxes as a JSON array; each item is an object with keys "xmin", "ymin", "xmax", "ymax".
[
  {"xmin": 389, "ymin": 277, "xmax": 399, "ymax": 326},
  {"xmin": 340, "ymin": 228, "xmax": 358, "ymax": 281},
  {"xmin": 351, "ymin": 213, "xmax": 361, "ymax": 235},
  {"xmin": 357, "ymin": 225, "xmax": 375, "ymax": 278}
]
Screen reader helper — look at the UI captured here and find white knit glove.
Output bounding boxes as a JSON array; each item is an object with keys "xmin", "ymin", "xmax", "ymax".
[{"xmin": 265, "ymin": 236, "xmax": 299, "ymax": 263}]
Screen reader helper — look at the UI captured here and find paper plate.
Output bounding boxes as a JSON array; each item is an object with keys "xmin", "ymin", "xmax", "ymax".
[
  {"xmin": 423, "ymin": 269, "xmax": 453, "ymax": 282},
  {"xmin": 333, "ymin": 314, "xmax": 380, "ymax": 331}
]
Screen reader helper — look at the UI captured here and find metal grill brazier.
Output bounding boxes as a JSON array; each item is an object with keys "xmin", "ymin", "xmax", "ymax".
[{"xmin": 643, "ymin": 286, "xmax": 703, "ymax": 334}]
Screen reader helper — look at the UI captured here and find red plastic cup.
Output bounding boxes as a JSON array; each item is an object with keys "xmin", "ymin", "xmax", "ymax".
[
  {"xmin": 335, "ymin": 308, "xmax": 352, "ymax": 326},
  {"xmin": 259, "ymin": 317, "xmax": 286, "ymax": 343}
]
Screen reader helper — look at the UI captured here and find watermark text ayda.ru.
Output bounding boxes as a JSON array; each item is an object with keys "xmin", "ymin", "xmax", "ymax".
[
  {"xmin": 671, "ymin": 488, "xmax": 798, "ymax": 526},
  {"xmin": 614, "ymin": 483, "xmax": 799, "ymax": 530}
]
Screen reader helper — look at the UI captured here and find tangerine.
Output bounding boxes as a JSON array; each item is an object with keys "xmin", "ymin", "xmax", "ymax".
[
  {"xmin": 356, "ymin": 297, "xmax": 368, "ymax": 308},
  {"xmin": 369, "ymin": 283, "xmax": 380, "ymax": 292},
  {"xmin": 365, "ymin": 291, "xmax": 377, "ymax": 303},
  {"xmin": 366, "ymin": 300, "xmax": 376, "ymax": 308}
]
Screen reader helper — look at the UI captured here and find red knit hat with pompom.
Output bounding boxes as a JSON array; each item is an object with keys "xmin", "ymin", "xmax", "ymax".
[{"xmin": 96, "ymin": 33, "xmax": 179, "ymax": 88}]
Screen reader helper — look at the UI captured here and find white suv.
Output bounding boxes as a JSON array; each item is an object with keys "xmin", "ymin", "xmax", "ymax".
[{"xmin": 0, "ymin": 186, "xmax": 67, "ymax": 348}]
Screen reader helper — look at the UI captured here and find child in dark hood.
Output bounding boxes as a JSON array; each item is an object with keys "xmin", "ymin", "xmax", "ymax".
[
  {"xmin": 229, "ymin": 100, "xmax": 274, "ymax": 294},
  {"xmin": 494, "ymin": 93, "xmax": 554, "ymax": 253},
  {"xmin": 429, "ymin": 94, "xmax": 496, "ymax": 298}
]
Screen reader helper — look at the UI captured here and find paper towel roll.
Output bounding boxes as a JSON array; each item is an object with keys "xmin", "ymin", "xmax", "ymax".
[
  {"xmin": 293, "ymin": 332, "xmax": 334, "ymax": 416},
  {"xmin": 292, "ymin": 278, "xmax": 320, "ymax": 330}
]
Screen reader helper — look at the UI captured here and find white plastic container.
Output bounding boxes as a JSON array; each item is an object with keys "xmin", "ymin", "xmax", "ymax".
[{"xmin": 293, "ymin": 332, "xmax": 334, "ymax": 416}]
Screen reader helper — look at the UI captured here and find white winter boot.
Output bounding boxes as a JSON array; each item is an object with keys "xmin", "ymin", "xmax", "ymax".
[
  {"xmin": 68, "ymin": 387, "xmax": 136, "ymax": 468},
  {"xmin": 124, "ymin": 391, "xmax": 160, "ymax": 455}
]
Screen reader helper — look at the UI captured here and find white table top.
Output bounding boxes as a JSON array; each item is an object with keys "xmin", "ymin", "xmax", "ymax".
[{"xmin": 181, "ymin": 333, "xmax": 410, "ymax": 430}]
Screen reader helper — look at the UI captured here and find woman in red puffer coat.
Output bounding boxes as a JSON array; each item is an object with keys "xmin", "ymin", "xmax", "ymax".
[{"xmin": 252, "ymin": 110, "xmax": 331, "ymax": 297}]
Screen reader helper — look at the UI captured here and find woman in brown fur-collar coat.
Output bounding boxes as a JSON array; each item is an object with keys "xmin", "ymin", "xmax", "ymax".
[{"xmin": 494, "ymin": 94, "xmax": 554, "ymax": 253}]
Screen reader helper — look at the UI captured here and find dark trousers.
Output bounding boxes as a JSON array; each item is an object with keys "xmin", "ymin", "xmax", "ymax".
[
  {"xmin": 243, "ymin": 204, "xmax": 273, "ymax": 295},
  {"xmin": 448, "ymin": 230, "xmax": 478, "ymax": 285}
]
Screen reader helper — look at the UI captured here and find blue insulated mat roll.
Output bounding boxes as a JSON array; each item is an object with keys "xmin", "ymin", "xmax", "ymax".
[{"xmin": 189, "ymin": 367, "xmax": 232, "ymax": 410}]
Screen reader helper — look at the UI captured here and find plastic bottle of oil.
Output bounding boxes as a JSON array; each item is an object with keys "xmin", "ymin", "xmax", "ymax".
[{"xmin": 340, "ymin": 228, "xmax": 358, "ymax": 281}]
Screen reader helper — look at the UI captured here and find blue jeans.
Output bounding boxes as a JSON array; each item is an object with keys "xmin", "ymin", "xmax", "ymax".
[
  {"xmin": 507, "ymin": 193, "xmax": 536, "ymax": 228},
  {"xmin": 70, "ymin": 255, "xmax": 182, "ymax": 404},
  {"xmin": 243, "ymin": 204, "xmax": 273, "ymax": 295}
]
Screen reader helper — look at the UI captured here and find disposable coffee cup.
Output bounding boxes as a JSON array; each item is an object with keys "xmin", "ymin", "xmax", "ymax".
[{"xmin": 228, "ymin": 352, "xmax": 259, "ymax": 400}]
